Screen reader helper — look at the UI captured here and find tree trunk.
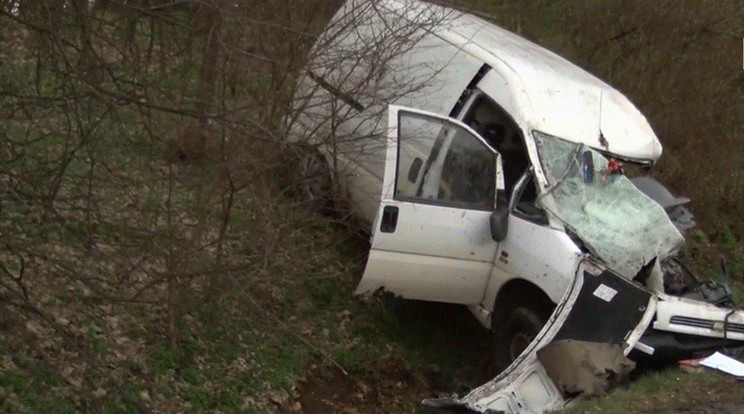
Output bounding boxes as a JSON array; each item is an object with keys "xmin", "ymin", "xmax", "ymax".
[{"xmin": 177, "ymin": 2, "xmax": 222, "ymax": 160}]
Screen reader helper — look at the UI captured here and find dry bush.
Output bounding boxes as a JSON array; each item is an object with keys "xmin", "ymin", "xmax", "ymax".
[
  {"xmin": 0, "ymin": 0, "xmax": 453, "ymax": 409},
  {"xmin": 0, "ymin": 1, "xmax": 343, "ymax": 409}
]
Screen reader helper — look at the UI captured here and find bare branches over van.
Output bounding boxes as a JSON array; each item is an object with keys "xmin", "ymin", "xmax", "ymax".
[{"xmin": 284, "ymin": 0, "xmax": 460, "ymax": 156}]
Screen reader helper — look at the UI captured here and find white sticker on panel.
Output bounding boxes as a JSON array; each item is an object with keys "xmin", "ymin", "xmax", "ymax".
[{"xmin": 593, "ymin": 284, "xmax": 618, "ymax": 302}]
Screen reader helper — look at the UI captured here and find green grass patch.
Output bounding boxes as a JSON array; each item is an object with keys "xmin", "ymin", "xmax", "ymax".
[
  {"xmin": 147, "ymin": 341, "xmax": 184, "ymax": 375},
  {"xmin": 331, "ymin": 346, "xmax": 367, "ymax": 373},
  {"xmin": 257, "ymin": 341, "xmax": 302, "ymax": 390},
  {"xmin": 0, "ymin": 369, "xmax": 74, "ymax": 413},
  {"xmin": 0, "ymin": 371, "xmax": 28, "ymax": 395},
  {"xmin": 562, "ymin": 368, "xmax": 738, "ymax": 414}
]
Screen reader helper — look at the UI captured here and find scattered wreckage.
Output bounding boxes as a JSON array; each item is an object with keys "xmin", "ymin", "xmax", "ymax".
[{"xmin": 284, "ymin": 0, "xmax": 744, "ymax": 412}]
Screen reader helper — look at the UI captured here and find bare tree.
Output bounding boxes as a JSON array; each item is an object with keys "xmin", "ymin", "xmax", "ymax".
[
  {"xmin": 0, "ymin": 0, "xmax": 460, "ymax": 409},
  {"xmin": 283, "ymin": 0, "xmax": 458, "ymax": 210}
]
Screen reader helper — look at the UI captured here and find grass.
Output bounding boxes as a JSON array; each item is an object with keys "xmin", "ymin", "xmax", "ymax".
[
  {"xmin": 561, "ymin": 369, "xmax": 680, "ymax": 413},
  {"xmin": 561, "ymin": 368, "xmax": 744, "ymax": 414},
  {"xmin": 0, "ymin": 369, "xmax": 75, "ymax": 413}
]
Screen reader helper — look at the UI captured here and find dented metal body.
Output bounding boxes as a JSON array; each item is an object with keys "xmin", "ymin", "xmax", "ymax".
[
  {"xmin": 424, "ymin": 260, "xmax": 656, "ymax": 413},
  {"xmin": 286, "ymin": 0, "xmax": 744, "ymax": 412}
]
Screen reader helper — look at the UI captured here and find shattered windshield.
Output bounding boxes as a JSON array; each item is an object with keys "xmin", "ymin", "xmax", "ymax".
[{"xmin": 534, "ymin": 131, "xmax": 684, "ymax": 279}]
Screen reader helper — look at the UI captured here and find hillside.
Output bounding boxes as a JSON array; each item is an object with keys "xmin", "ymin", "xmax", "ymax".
[{"xmin": 0, "ymin": 1, "xmax": 743, "ymax": 412}]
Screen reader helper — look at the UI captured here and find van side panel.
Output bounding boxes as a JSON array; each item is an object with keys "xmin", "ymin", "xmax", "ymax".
[
  {"xmin": 483, "ymin": 215, "xmax": 582, "ymax": 310},
  {"xmin": 286, "ymin": 1, "xmax": 483, "ymax": 225}
]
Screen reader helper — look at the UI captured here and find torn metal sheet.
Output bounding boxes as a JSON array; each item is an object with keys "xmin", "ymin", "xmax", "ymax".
[
  {"xmin": 537, "ymin": 340, "xmax": 634, "ymax": 397},
  {"xmin": 422, "ymin": 261, "xmax": 656, "ymax": 413}
]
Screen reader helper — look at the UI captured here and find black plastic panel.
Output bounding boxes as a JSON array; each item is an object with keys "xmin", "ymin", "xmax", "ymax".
[{"xmin": 553, "ymin": 270, "xmax": 652, "ymax": 345}]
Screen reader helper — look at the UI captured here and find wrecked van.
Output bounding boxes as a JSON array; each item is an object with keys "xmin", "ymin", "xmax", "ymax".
[{"xmin": 285, "ymin": 0, "xmax": 744, "ymax": 411}]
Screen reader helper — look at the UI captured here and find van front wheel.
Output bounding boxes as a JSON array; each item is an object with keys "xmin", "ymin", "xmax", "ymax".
[{"xmin": 492, "ymin": 306, "xmax": 546, "ymax": 373}]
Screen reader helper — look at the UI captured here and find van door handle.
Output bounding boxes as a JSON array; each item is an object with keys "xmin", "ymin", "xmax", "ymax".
[{"xmin": 380, "ymin": 206, "xmax": 399, "ymax": 233}]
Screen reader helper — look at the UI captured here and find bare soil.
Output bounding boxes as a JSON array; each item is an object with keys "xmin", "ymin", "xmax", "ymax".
[{"xmin": 297, "ymin": 364, "xmax": 423, "ymax": 413}]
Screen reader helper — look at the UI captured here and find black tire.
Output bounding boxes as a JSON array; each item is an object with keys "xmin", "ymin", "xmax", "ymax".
[
  {"xmin": 293, "ymin": 148, "xmax": 333, "ymax": 211},
  {"xmin": 492, "ymin": 306, "xmax": 547, "ymax": 373}
]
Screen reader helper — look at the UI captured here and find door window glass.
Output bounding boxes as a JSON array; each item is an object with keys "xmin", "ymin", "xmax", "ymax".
[{"xmin": 395, "ymin": 111, "xmax": 495, "ymax": 210}]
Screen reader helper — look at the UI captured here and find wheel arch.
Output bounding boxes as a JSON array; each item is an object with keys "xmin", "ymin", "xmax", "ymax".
[{"xmin": 490, "ymin": 278, "xmax": 555, "ymax": 331}]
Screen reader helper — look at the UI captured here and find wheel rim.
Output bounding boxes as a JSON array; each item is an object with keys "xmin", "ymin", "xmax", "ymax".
[
  {"xmin": 508, "ymin": 329, "xmax": 535, "ymax": 361},
  {"xmin": 297, "ymin": 153, "xmax": 330, "ymax": 202}
]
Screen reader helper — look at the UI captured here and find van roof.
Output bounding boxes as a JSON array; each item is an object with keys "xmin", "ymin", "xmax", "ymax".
[{"xmin": 391, "ymin": 1, "xmax": 662, "ymax": 161}]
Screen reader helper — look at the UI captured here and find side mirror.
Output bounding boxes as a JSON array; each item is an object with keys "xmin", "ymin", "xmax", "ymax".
[{"xmin": 490, "ymin": 192, "xmax": 509, "ymax": 242}]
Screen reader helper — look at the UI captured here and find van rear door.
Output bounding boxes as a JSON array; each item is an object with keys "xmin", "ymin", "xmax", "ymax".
[{"xmin": 355, "ymin": 105, "xmax": 501, "ymax": 304}]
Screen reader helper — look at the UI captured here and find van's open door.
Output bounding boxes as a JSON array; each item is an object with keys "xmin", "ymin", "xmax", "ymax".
[{"xmin": 355, "ymin": 105, "xmax": 502, "ymax": 304}]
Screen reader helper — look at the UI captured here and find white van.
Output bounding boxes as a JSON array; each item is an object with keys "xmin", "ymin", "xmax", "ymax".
[{"xmin": 286, "ymin": 1, "xmax": 744, "ymax": 410}]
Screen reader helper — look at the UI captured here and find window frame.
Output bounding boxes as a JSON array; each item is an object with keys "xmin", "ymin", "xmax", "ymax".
[{"xmin": 393, "ymin": 110, "xmax": 499, "ymax": 212}]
